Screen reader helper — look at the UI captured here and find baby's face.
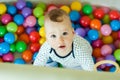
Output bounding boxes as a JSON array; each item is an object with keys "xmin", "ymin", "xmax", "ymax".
[{"xmin": 45, "ymin": 20, "xmax": 74, "ymax": 53}]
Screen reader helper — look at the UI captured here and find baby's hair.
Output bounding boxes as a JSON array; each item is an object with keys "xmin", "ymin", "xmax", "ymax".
[{"xmin": 47, "ymin": 9, "xmax": 68, "ymax": 22}]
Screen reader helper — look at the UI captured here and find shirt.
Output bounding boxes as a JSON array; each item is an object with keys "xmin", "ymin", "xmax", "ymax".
[{"xmin": 33, "ymin": 34, "xmax": 94, "ymax": 71}]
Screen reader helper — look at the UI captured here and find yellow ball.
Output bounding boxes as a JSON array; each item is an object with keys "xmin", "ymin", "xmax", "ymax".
[
  {"xmin": 0, "ymin": 3, "xmax": 7, "ymax": 15},
  {"xmin": 39, "ymin": 27, "xmax": 45, "ymax": 37},
  {"xmin": 102, "ymin": 36, "xmax": 113, "ymax": 44},
  {"xmin": 60, "ymin": 5, "xmax": 70, "ymax": 14},
  {"xmin": 70, "ymin": 1, "xmax": 82, "ymax": 11},
  {"xmin": 39, "ymin": 37, "xmax": 46, "ymax": 45}
]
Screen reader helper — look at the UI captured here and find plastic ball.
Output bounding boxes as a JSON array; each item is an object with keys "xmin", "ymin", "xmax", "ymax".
[
  {"xmin": 33, "ymin": 7, "xmax": 44, "ymax": 18},
  {"xmin": 19, "ymin": 33, "xmax": 30, "ymax": 44},
  {"xmin": 1, "ymin": 14, "xmax": 12, "ymax": 25},
  {"xmin": 114, "ymin": 39, "xmax": 120, "ymax": 49},
  {"xmin": 100, "ymin": 24, "xmax": 112, "ymax": 36},
  {"xmin": 92, "ymin": 48, "xmax": 103, "ymax": 58},
  {"xmin": 102, "ymin": 36, "xmax": 113, "ymax": 44},
  {"xmin": 60, "ymin": 5, "xmax": 70, "ymax": 14},
  {"xmin": 102, "ymin": 14, "xmax": 110, "ymax": 24},
  {"xmin": 69, "ymin": 10, "xmax": 80, "ymax": 22},
  {"xmin": 100, "ymin": 6, "xmax": 110, "ymax": 14},
  {"xmin": 93, "ymin": 8, "xmax": 105, "ymax": 19},
  {"xmin": 14, "ymin": 14, "xmax": 24, "ymax": 25},
  {"xmin": 22, "ymin": 7, "xmax": 32, "ymax": 18},
  {"xmin": 79, "ymin": 16, "xmax": 91, "ymax": 27},
  {"xmin": 0, "ymin": 42, "xmax": 10, "ymax": 54},
  {"xmin": 39, "ymin": 27, "xmax": 46, "ymax": 38},
  {"xmin": 24, "ymin": 16, "xmax": 36, "ymax": 27},
  {"xmin": 6, "ymin": 22, "xmax": 18, "ymax": 33},
  {"xmin": 10, "ymin": 43, "xmax": 16, "ymax": 53},
  {"xmin": 16, "ymin": 41, "xmax": 27, "ymax": 53},
  {"xmin": 30, "ymin": 43, "xmax": 40, "ymax": 53},
  {"xmin": 14, "ymin": 58, "xmax": 26, "ymax": 64},
  {"xmin": 26, "ymin": 27, "xmax": 36, "ymax": 34},
  {"xmin": 101, "ymin": 45, "xmax": 112, "ymax": 56},
  {"xmin": 47, "ymin": 4, "xmax": 58, "ymax": 12},
  {"xmin": 82, "ymin": 4, "xmax": 93, "ymax": 15},
  {"xmin": 90, "ymin": 19, "xmax": 101, "ymax": 30},
  {"xmin": 109, "ymin": 66, "xmax": 116, "ymax": 72},
  {"xmin": 39, "ymin": 37, "xmax": 46, "ymax": 45},
  {"xmin": 87, "ymin": 29, "xmax": 99, "ymax": 40},
  {"xmin": 29, "ymin": 31, "xmax": 40, "ymax": 43},
  {"xmin": 36, "ymin": 2, "xmax": 46, "ymax": 11},
  {"xmin": 110, "ymin": 20, "xmax": 120, "ymax": 31},
  {"xmin": 38, "ymin": 15, "xmax": 44, "ymax": 27},
  {"xmin": 105, "ymin": 55, "xmax": 116, "ymax": 66},
  {"xmin": 26, "ymin": 1, "xmax": 33, "ymax": 8},
  {"xmin": 7, "ymin": 5, "xmax": 17, "ymax": 15},
  {"xmin": 16, "ymin": 0, "xmax": 26, "ymax": 10},
  {"xmin": 16, "ymin": 25, "xmax": 25, "ymax": 35},
  {"xmin": 2, "ymin": 52, "xmax": 14, "ymax": 62},
  {"xmin": 109, "ymin": 10, "xmax": 120, "ymax": 20},
  {"xmin": 75, "ymin": 28, "xmax": 86, "ymax": 37},
  {"xmin": 4, "ymin": 32, "xmax": 15, "ymax": 44},
  {"xmin": 22, "ymin": 50, "xmax": 33, "ymax": 63},
  {"xmin": 70, "ymin": 1, "xmax": 82, "ymax": 11},
  {"xmin": 114, "ymin": 49, "xmax": 120, "ymax": 61},
  {"xmin": 0, "ymin": 37, "xmax": 4, "ymax": 43},
  {"xmin": 0, "ymin": 3, "xmax": 7, "ymax": 15},
  {"xmin": 92, "ymin": 39, "xmax": 104, "ymax": 48},
  {"xmin": 32, "ymin": 52, "xmax": 38, "ymax": 61},
  {"xmin": 0, "ymin": 25, "xmax": 7, "ymax": 37}
]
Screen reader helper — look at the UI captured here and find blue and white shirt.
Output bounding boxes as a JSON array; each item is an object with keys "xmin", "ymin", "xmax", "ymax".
[{"xmin": 33, "ymin": 34, "xmax": 94, "ymax": 71}]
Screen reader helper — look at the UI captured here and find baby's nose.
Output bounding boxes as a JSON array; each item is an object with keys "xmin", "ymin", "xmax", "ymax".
[{"xmin": 58, "ymin": 37, "xmax": 64, "ymax": 44}]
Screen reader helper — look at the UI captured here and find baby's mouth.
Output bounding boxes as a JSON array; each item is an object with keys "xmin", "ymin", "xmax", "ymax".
[{"xmin": 59, "ymin": 45, "xmax": 66, "ymax": 49}]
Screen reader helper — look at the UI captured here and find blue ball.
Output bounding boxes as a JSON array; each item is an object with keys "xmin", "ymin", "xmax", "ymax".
[
  {"xmin": 26, "ymin": 1, "xmax": 33, "ymax": 8},
  {"xmin": 7, "ymin": 5, "xmax": 17, "ymax": 15},
  {"xmin": 14, "ymin": 14, "xmax": 24, "ymax": 25},
  {"xmin": 69, "ymin": 10, "xmax": 80, "ymax": 22},
  {"xmin": 14, "ymin": 58, "xmax": 26, "ymax": 64},
  {"xmin": 87, "ymin": 29, "xmax": 99, "ymax": 41},
  {"xmin": 110, "ymin": 66, "xmax": 116, "ymax": 72},
  {"xmin": 0, "ymin": 42, "xmax": 10, "ymax": 54},
  {"xmin": 110, "ymin": 20, "xmax": 120, "ymax": 31},
  {"xmin": 32, "ymin": 52, "xmax": 38, "ymax": 61},
  {"xmin": 4, "ymin": 32, "xmax": 15, "ymax": 44}
]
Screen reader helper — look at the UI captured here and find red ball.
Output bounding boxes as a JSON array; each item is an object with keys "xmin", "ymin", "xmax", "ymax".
[
  {"xmin": 92, "ymin": 39, "xmax": 104, "ymax": 48},
  {"xmin": 30, "ymin": 42, "xmax": 40, "ymax": 53},
  {"xmin": 93, "ymin": 8, "xmax": 105, "ymax": 19},
  {"xmin": 109, "ymin": 10, "xmax": 120, "ymax": 20},
  {"xmin": 29, "ymin": 31, "xmax": 40, "ymax": 43},
  {"xmin": 79, "ymin": 16, "xmax": 91, "ymax": 27}
]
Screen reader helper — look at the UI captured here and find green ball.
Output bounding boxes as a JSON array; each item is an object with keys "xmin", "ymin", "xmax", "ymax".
[
  {"xmin": 33, "ymin": 7, "xmax": 44, "ymax": 18},
  {"xmin": 0, "ymin": 25, "xmax": 7, "ymax": 37},
  {"xmin": 10, "ymin": 44, "xmax": 16, "ymax": 53},
  {"xmin": 102, "ymin": 14, "xmax": 110, "ymax": 24},
  {"xmin": 114, "ymin": 49, "xmax": 120, "ymax": 61},
  {"xmin": 6, "ymin": 22, "xmax": 18, "ymax": 33},
  {"xmin": 38, "ymin": 15, "xmax": 44, "ymax": 26},
  {"xmin": 16, "ymin": 41, "xmax": 27, "ymax": 53},
  {"xmin": 82, "ymin": 4, "xmax": 93, "ymax": 15},
  {"xmin": 36, "ymin": 2, "xmax": 46, "ymax": 11}
]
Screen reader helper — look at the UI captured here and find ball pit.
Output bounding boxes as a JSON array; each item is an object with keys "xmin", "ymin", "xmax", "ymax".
[{"xmin": 0, "ymin": 0, "xmax": 120, "ymax": 72}]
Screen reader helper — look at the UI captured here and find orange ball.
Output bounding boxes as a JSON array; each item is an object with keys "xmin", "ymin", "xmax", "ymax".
[
  {"xmin": 16, "ymin": 25, "xmax": 25, "ymax": 35},
  {"xmin": 0, "ymin": 58, "xmax": 3, "ymax": 62},
  {"xmin": 90, "ymin": 19, "xmax": 101, "ymax": 30},
  {"xmin": 92, "ymin": 48, "xmax": 103, "ymax": 58},
  {"xmin": 19, "ymin": 33, "xmax": 30, "ymax": 44},
  {"xmin": 111, "ymin": 31, "xmax": 118, "ymax": 41},
  {"xmin": 22, "ymin": 50, "xmax": 33, "ymax": 63}
]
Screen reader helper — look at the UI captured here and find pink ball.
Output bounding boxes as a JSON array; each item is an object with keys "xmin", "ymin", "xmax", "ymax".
[
  {"xmin": 100, "ymin": 6, "xmax": 110, "ymax": 14},
  {"xmin": 24, "ymin": 16, "xmax": 36, "ymax": 27},
  {"xmin": 114, "ymin": 39, "xmax": 120, "ymax": 49},
  {"xmin": 101, "ymin": 45, "xmax": 112, "ymax": 56},
  {"xmin": 2, "ymin": 52, "xmax": 14, "ymax": 62},
  {"xmin": 92, "ymin": 39, "xmax": 104, "ymax": 48},
  {"xmin": 100, "ymin": 24, "xmax": 112, "ymax": 36},
  {"xmin": 1, "ymin": 14, "xmax": 12, "ymax": 24},
  {"xmin": 47, "ymin": 4, "xmax": 58, "ymax": 12}
]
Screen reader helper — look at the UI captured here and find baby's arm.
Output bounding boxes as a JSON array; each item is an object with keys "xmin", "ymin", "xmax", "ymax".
[{"xmin": 33, "ymin": 41, "xmax": 50, "ymax": 66}]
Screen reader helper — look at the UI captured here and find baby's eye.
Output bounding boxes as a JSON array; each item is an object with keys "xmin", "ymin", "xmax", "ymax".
[
  {"xmin": 51, "ymin": 34, "xmax": 56, "ymax": 38},
  {"xmin": 63, "ymin": 32, "xmax": 68, "ymax": 35}
]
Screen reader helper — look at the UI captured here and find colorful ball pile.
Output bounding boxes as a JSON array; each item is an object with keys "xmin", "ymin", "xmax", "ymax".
[{"xmin": 0, "ymin": 0, "xmax": 120, "ymax": 72}]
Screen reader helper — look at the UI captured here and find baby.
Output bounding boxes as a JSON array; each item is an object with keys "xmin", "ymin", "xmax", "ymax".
[{"xmin": 33, "ymin": 9, "xmax": 94, "ymax": 71}]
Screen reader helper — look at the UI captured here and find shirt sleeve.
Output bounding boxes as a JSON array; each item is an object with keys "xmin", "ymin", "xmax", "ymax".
[
  {"xmin": 33, "ymin": 41, "xmax": 50, "ymax": 66},
  {"xmin": 74, "ymin": 35, "xmax": 94, "ymax": 71}
]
